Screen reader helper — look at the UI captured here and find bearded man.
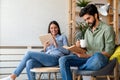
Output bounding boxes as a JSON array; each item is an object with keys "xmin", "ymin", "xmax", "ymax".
[{"xmin": 59, "ymin": 4, "xmax": 115, "ymax": 80}]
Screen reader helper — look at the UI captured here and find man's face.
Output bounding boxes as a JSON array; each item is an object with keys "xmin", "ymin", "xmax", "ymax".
[{"xmin": 83, "ymin": 14, "xmax": 96, "ymax": 28}]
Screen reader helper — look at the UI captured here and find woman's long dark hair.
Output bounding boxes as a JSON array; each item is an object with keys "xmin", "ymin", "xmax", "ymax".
[{"xmin": 48, "ymin": 20, "xmax": 61, "ymax": 35}]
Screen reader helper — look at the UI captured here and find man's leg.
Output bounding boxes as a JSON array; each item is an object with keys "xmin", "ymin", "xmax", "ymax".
[
  {"xmin": 59, "ymin": 54, "xmax": 88, "ymax": 80},
  {"xmin": 80, "ymin": 52, "xmax": 109, "ymax": 70}
]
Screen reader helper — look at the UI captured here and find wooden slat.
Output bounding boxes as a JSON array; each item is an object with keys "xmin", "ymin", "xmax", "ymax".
[
  {"xmin": 0, "ymin": 46, "xmax": 43, "ymax": 80},
  {"xmin": 0, "ymin": 46, "xmax": 27, "ymax": 49},
  {"xmin": 0, "ymin": 68, "xmax": 26, "ymax": 74},
  {"xmin": 0, "ymin": 55, "xmax": 23, "ymax": 61},
  {"xmin": 0, "ymin": 46, "xmax": 43, "ymax": 49},
  {"xmin": 0, "ymin": 62, "xmax": 20, "ymax": 67},
  {"xmin": 0, "ymin": 49, "xmax": 42, "ymax": 55},
  {"xmin": 68, "ymin": 0, "xmax": 72, "ymax": 45},
  {"xmin": 0, "ymin": 49, "xmax": 27, "ymax": 55}
]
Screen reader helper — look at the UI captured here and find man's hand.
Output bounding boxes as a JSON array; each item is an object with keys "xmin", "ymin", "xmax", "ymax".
[
  {"xmin": 101, "ymin": 51, "xmax": 111, "ymax": 58},
  {"xmin": 75, "ymin": 40, "xmax": 80, "ymax": 47},
  {"xmin": 76, "ymin": 53, "xmax": 90, "ymax": 58}
]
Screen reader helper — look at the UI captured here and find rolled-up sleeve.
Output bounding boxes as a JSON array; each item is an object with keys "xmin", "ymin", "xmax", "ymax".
[{"xmin": 104, "ymin": 26, "xmax": 115, "ymax": 55}]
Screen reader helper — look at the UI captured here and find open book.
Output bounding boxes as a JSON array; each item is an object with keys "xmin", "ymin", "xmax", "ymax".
[
  {"xmin": 63, "ymin": 45, "xmax": 86, "ymax": 54},
  {"xmin": 39, "ymin": 33, "xmax": 54, "ymax": 45}
]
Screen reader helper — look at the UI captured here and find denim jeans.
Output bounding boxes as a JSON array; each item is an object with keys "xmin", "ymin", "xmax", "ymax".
[
  {"xmin": 13, "ymin": 51, "xmax": 59, "ymax": 80},
  {"xmin": 59, "ymin": 52, "xmax": 108, "ymax": 80}
]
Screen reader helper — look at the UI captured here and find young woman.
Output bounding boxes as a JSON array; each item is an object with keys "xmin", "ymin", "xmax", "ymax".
[{"xmin": 1, "ymin": 20, "xmax": 69, "ymax": 80}]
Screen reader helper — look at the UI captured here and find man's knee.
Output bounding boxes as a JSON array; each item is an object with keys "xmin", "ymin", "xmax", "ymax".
[
  {"xmin": 82, "ymin": 52, "xmax": 108, "ymax": 70},
  {"xmin": 93, "ymin": 52, "xmax": 108, "ymax": 61}
]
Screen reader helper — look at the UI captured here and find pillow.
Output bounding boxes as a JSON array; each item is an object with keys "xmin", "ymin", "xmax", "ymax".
[{"xmin": 110, "ymin": 46, "xmax": 120, "ymax": 63}]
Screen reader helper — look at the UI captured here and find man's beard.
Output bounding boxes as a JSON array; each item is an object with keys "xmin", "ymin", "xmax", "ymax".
[{"xmin": 88, "ymin": 19, "xmax": 96, "ymax": 28}]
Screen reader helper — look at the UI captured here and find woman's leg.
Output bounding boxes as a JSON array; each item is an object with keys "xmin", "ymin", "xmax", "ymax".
[
  {"xmin": 59, "ymin": 54, "xmax": 88, "ymax": 80},
  {"xmin": 1, "ymin": 51, "xmax": 59, "ymax": 80},
  {"xmin": 25, "ymin": 51, "xmax": 59, "ymax": 66},
  {"xmin": 11, "ymin": 50, "xmax": 59, "ymax": 80},
  {"xmin": 1, "ymin": 51, "xmax": 42, "ymax": 80},
  {"xmin": 25, "ymin": 51, "xmax": 59, "ymax": 80},
  {"xmin": 26, "ymin": 59, "xmax": 43, "ymax": 80},
  {"xmin": 13, "ymin": 51, "xmax": 40, "ymax": 77}
]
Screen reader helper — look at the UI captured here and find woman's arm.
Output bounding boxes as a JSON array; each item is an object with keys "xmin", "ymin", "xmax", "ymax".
[{"xmin": 43, "ymin": 41, "xmax": 50, "ymax": 52}]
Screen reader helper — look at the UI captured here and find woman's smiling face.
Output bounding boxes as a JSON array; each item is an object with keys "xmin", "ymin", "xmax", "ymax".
[{"xmin": 50, "ymin": 23, "xmax": 59, "ymax": 36}]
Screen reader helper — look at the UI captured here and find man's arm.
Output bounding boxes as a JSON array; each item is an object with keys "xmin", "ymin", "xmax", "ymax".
[
  {"xmin": 101, "ymin": 51, "xmax": 111, "ymax": 58},
  {"xmin": 104, "ymin": 26, "xmax": 115, "ymax": 57}
]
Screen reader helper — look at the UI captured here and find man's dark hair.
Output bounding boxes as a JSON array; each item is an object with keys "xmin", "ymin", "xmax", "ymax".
[{"xmin": 79, "ymin": 4, "xmax": 99, "ymax": 19}]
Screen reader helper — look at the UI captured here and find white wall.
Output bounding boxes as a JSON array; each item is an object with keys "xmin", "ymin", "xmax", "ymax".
[{"xmin": 0, "ymin": 0, "xmax": 68, "ymax": 46}]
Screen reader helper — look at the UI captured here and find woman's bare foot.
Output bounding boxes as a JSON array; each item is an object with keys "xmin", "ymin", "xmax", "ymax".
[{"xmin": 10, "ymin": 74, "xmax": 17, "ymax": 80}]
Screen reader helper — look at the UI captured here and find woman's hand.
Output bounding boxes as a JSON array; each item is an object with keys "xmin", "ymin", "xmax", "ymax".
[{"xmin": 43, "ymin": 41, "xmax": 50, "ymax": 52}]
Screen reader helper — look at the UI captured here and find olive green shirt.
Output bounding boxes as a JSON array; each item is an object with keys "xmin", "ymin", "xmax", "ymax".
[{"xmin": 85, "ymin": 21, "xmax": 115, "ymax": 56}]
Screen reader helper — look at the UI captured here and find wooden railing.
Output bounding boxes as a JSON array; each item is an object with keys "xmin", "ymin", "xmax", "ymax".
[{"xmin": 0, "ymin": 46, "xmax": 43, "ymax": 79}]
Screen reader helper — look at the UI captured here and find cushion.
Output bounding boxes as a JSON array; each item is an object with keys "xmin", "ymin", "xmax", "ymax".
[{"xmin": 110, "ymin": 46, "xmax": 120, "ymax": 63}]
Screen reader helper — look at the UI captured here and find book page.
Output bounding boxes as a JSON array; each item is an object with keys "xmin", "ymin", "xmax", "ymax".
[
  {"xmin": 63, "ymin": 45, "xmax": 86, "ymax": 54},
  {"xmin": 39, "ymin": 34, "xmax": 54, "ymax": 45}
]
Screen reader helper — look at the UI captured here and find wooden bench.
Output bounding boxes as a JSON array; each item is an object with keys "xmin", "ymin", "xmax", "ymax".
[{"xmin": 30, "ymin": 67, "xmax": 60, "ymax": 80}]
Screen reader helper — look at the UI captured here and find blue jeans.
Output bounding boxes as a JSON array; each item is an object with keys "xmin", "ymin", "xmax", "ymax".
[
  {"xmin": 13, "ymin": 51, "xmax": 59, "ymax": 80},
  {"xmin": 59, "ymin": 52, "xmax": 108, "ymax": 80}
]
